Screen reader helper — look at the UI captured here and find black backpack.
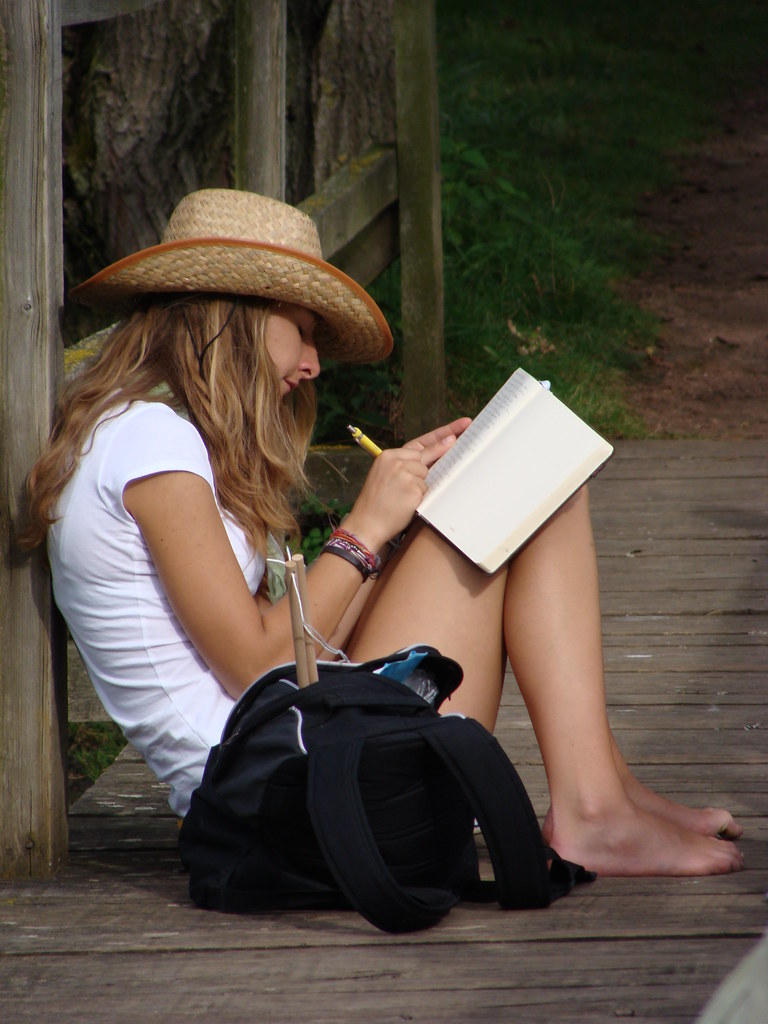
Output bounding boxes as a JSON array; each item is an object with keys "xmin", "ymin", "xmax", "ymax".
[{"xmin": 178, "ymin": 646, "xmax": 593, "ymax": 933}]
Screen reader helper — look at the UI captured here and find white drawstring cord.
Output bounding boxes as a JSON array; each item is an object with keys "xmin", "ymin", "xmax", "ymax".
[{"xmin": 285, "ymin": 546, "xmax": 351, "ymax": 663}]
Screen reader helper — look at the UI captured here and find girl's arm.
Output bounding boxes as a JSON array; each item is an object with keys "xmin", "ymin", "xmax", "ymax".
[
  {"xmin": 123, "ymin": 423, "xmax": 468, "ymax": 696},
  {"xmin": 124, "ymin": 471, "xmax": 369, "ymax": 696}
]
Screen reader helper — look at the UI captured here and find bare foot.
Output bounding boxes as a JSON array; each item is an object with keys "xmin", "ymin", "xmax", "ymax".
[
  {"xmin": 618, "ymin": 772, "xmax": 743, "ymax": 840},
  {"xmin": 608, "ymin": 737, "xmax": 743, "ymax": 839},
  {"xmin": 542, "ymin": 801, "xmax": 744, "ymax": 877}
]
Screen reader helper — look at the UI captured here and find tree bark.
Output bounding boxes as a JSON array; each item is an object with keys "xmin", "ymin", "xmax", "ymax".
[
  {"xmin": 302, "ymin": 0, "xmax": 395, "ymax": 192},
  {"xmin": 62, "ymin": 0, "xmax": 232, "ymax": 337}
]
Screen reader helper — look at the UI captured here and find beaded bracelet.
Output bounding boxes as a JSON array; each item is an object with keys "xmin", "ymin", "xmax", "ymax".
[{"xmin": 322, "ymin": 527, "xmax": 382, "ymax": 581}]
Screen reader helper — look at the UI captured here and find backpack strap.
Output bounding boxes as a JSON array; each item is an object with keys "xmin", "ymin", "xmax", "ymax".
[
  {"xmin": 420, "ymin": 716, "xmax": 553, "ymax": 908},
  {"xmin": 306, "ymin": 737, "xmax": 460, "ymax": 934}
]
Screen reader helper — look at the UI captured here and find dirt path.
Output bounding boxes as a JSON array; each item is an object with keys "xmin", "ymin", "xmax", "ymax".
[{"xmin": 621, "ymin": 71, "xmax": 768, "ymax": 438}]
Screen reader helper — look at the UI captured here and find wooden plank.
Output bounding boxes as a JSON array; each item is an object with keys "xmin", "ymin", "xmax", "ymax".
[
  {"xmin": 599, "ymin": 614, "xmax": 768, "ymax": 636},
  {"xmin": 600, "ymin": 594, "xmax": 768, "ymax": 617},
  {"xmin": 61, "ymin": 0, "xmax": 164, "ymax": 27},
  {"xmin": 514, "ymin": 773, "xmax": 765, "ymax": 818},
  {"xmin": 598, "ymin": 566, "xmax": 768, "ymax": 590},
  {"xmin": 591, "ymin": 512, "xmax": 768, "ymax": 544},
  {"xmin": 596, "ymin": 438, "xmax": 768, "ymax": 469},
  {"xmin": 516, "ymin": 672, "xmax": 764, "ymax": 704},
  {"xmin": 596, "ymin": 536, "xmax": 768, "ymax": 557},
  {"xmin": 599, "ymin": 668, "xmax": 768, "ymax": 688},
  {"xmin": 2, "ymin": 881, "xmax": 765, "ymax": 954},
  {"xmin": 557, "ymin": 760, "xmax": 768, "ymax": 791},
  {"xmin": 67, "ymin": 817, "xmax": 180, "ymax": 851},
  {"xmin": 67, "ymin": 747, "xmax": 176, "ymax": 849},
  {"xmin": 0, "ymin": 938, "xmax": 761, "ymax": 1023},
  {"xmin": 0, "ymin": 0, "xmax": 67, "ymax": 877},
  {"xmin": 615, "ymin": 486, "xmax": 763, "ymax": 516},
  {"xmin": 327, "ymin": 203, "xmax": 400, "ymax": 287},
  {"xmin": 606, "ymin": 706, "xmax": 768, "ymax": 729},
  {"xmin": 594, "ymin": 471, "xmax": 768, "ymax": 496},
  {"xmin": 600, "ymin": 618, "xmax": 768, "ymax": 640},
  {"xmin": 234, "ymin": 0, "xmax": 286, "ymax": 198},
  {"xmin": 69, "ymin": 747, "xmax": 170, "ymax": 816},
  {"xmin": 601, "ymin": 644, "xmax": 768, "ymax": 670},
  {"xmin": 493, "ymin": 727, "xmax": 766, "ymax": 764},
  {"xmin": 299, "ymin": 145, "xmax": 398, "ymax": 270},
  {"xmin": 393, "ymin": 0, "xmax": 446, "ymax": 437},
  {"xmin": 503, "ymin": 681, "xmax": 768, "ymax": 718},
  {"xmin": 600, "ymin": 459, "xmax": 768, "ymax": 482}
]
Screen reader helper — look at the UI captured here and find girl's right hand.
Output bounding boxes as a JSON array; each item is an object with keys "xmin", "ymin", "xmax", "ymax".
[{"xmin": 342, "ymin": 430, "xmax": 461, "ymax": 550}]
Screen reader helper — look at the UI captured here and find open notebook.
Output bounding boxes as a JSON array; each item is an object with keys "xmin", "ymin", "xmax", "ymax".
[{"xmin": 417, "ymin": 368, "xmax": 614, "ymax": 573}]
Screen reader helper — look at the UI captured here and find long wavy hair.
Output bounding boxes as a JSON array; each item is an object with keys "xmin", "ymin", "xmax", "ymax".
[{"xmin": 21, "ymin": 294, "xmax": 316, "ymax": 561}]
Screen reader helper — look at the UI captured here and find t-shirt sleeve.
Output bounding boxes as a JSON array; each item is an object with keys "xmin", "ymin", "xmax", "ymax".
[{"xmin": 97, "ymin": 403, "xmax": 215, "ymax": 520}]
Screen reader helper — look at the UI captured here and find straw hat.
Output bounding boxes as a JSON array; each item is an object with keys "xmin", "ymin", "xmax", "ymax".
[{"xmin": 69, "ymin": 189, "xmax": 393, "ymax": 363}]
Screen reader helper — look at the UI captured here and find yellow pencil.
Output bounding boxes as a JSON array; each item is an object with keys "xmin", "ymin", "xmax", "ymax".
[{"xmin": 347, "ymin": 424, "xmax": 382, "ymax": 457}]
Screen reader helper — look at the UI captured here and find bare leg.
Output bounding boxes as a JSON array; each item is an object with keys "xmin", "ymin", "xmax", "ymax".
[
  {"xmin": 508, "ymin": 491, "xmax": 740, "ymax": 840},
  {"xmin": 349, "ymin": 488, "xmax": 743, "ymax": 876},
  {"xmin": 349, "ymin": 523, "xmax": 508, "ymax": 729},
  {"xmin": 498, "ymin": 488, "xmax": 742, "ymax": 874}
]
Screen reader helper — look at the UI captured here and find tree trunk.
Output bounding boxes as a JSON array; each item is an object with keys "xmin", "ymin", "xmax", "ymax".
[
  {"xmin": 298, "ymin": 0, "xmax": 395, "ymax": 193},
  {"xmin": 62, "ymin": 0, "xmax": 232, "ymax": 338}
]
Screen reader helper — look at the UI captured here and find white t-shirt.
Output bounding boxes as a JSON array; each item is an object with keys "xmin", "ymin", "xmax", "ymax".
[{"xmin": 49, "ymin": 402, "xmax": 265, "ymax": 816}]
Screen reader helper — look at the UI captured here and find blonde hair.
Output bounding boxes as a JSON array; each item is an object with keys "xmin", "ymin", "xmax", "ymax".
[{"xmin": 21, "ymin": 295, "xmax": 316, "ymax": 561}]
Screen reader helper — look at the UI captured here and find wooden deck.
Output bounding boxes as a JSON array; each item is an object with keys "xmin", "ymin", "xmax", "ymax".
[{"xmin": 1, "ymin": 440, "xmax": 767, "ymax": 1023}]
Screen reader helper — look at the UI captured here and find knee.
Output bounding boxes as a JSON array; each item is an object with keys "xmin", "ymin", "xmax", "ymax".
[{"xmin": 559, "ymin": 483, "xmax": 590, "ymax": 517}]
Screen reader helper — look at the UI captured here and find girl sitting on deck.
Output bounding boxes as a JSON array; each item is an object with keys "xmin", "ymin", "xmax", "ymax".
[{"xmin": 22, "ymin": 188, "xmax": 743, "ymax": 877}]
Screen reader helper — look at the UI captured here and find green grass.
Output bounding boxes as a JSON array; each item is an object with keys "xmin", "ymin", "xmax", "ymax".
[
  {"xmin": 68, "ymin": 721, "xmax": 127, "ymax": 804},
  {"xmin": 316, "ymin": 0, "xmax": 768, "ymax": 441}
]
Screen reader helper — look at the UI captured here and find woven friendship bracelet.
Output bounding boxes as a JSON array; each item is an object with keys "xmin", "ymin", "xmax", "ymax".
[
  {"xmin": 322, "ymin": 542, "xmax": 376, "ymax": 581},
  {"xmin": 325, "ymin": 537, "xmax": 379, "ymax": 574},
  {"xmin": 322, "ymin": 528, "xmax": 381, "ymax": 581},
  {"xmin": 333, "ymin": 528, "xmax": 381, "ymax": 574}
]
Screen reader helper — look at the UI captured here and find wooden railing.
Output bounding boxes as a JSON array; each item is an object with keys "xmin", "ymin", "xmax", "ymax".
[{"xmin": 0, "ymin": 0, "xmax": 445, "ymax": 877}]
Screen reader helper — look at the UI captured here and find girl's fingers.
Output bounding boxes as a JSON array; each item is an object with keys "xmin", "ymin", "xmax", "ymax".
[
  {"xmin": 419, "ymin": 432, "xmax": 463, "ymax": 468},
  {"xmin": 372, "ymin": 430, "xmax": 461, "ymax": 474},
  {"xmin": 404, "ymin": 417, "xmax": 472, "ymax": 452}
]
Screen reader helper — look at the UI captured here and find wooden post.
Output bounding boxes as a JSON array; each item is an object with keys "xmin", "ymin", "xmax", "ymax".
[
  {"xmin": 393, "ymin": 0, "xmax": 446, "ymax": 439},
  {"xmin": 0, "ymin": 0, "xmax": 68, "ymax": 876},
  {"xmin": 234, "ymin": 0, "xmax": 287, "ymax": 199},
  {"xmin": 300, "ymin": 146, "xmax": 399, "ymax": 285}
]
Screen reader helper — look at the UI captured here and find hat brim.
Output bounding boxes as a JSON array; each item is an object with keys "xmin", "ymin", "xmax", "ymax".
[{"xmin": 68, "ymin": 238, "xmax": 393, "ymax": 364}]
